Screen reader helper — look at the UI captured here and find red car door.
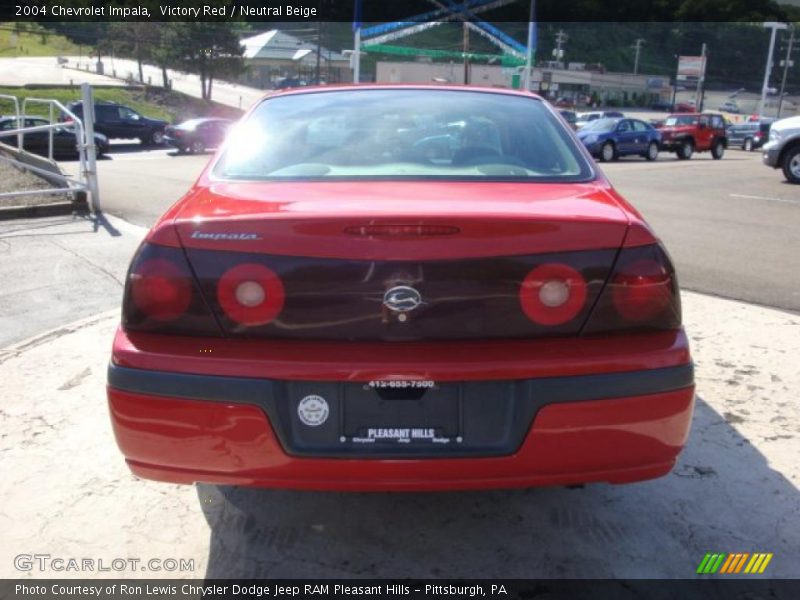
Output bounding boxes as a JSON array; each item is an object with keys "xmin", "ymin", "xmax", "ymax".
[{"xmin": 697, "ymin": 115, "xmax": 713, "ymax": 150}]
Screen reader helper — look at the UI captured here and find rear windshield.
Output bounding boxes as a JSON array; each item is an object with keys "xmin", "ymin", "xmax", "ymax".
[
  {"xmin": 665, "ymin": 115, "xmax": 697, "ymax": 126},
  {"xmin": 214, "ymin": 89, "xmax": 593, "ymax": 182}
]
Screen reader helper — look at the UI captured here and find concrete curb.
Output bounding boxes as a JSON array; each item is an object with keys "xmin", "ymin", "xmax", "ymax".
[{"xmin": 0, "ymin": 309, "xmax": 118, "ymax": 365}]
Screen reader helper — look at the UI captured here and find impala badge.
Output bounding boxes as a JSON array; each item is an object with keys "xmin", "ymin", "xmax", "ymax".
[{"xmin": 383, "ymin": 286, "xmax": 423, "ymax": 313}]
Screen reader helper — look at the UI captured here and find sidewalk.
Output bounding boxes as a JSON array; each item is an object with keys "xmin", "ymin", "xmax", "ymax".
[
  {"xmin": 0, "ymin": 213, "xmax": 146, "ymax": 348},
  {"xmin": 1, "ymin": 277, "xmax": 798, "ymax": 576}
]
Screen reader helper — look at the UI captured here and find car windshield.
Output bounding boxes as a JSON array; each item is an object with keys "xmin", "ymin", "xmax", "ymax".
[
  {"xmin": 214, "ymin": 89, "xmax": 592, "ymax": 182},
  {"xmin": 665, "ymin": 116, "xmax": 696, "ymax": 126},
  {"xmin": 581, "ymin": 118, "xmax": 618, "ymax": 132}
]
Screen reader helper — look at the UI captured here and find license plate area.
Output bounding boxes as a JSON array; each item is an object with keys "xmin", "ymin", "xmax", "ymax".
[
  {"xmin": 276, "ymin": 380, "xmax": 526, "ymax": 457},
  {"xmin": 344, "ymin": 384, "xmax": 460, "ymax": 446}
]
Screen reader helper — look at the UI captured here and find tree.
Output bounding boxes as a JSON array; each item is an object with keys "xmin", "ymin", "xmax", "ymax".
[{"xmin": 165, "ymin": 23, "xmax": 245, "ymax": 101}]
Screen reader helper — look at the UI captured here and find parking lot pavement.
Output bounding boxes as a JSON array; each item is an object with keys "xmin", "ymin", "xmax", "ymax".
[{"xmin": 1, "ymin": 291, "xmax": 797, "ymax": 579}]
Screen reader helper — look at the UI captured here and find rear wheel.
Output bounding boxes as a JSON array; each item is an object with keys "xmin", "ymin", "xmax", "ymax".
[
  {"xmin": 711, "ymin": 139, "xmax": 725, "ymax": 160},
  {"xmin": 600, "ymin": 141, "xmax": 616, "ymax": 162},
  {"xmin": 645, "ymin": 141, "xmax": 659, "ymax": 161},
  {"xmin": 190, "ymin": 139, "xmax": 205, "ymax": 154},
  {"xmin": 677, "ymin": 139, "xmax": 694, "ymax": 160},
  {"xmin": 782, "ymin": 146, "xmax": 800, "ymax": 184},
  {"xmin": 743, "ymin": 138, "xmax": 753, "ymax": 152}
]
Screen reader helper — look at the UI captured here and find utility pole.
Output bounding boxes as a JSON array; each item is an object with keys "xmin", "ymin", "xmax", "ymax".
[
  {"xmin": 554, "ymin": 29, "xmax": 567, "ymax": 68},
  {"xmin": 777, "ymin": 26, "xmax": 796, "ymax": 119},
  {"xmin": 523, "ymin": 0, "xmax": 536, "ymax": 90},
  {"xmin": 352, "ymin": 0, "xmax": 362, "ymax": 83},
  {"xmin": 759, "ymin": 22, "xmax": 788, "ymax": 118},
  {"xmin": 463, "ymin": 21, "xmax": 470, "ymax": 84},
  {"xmin": 695, "ymin": 43, "xmax": 706, "ymax": 112},
  {"xmin": 632, "ymin": 38, "xmax": 645, "ymax": 75}
]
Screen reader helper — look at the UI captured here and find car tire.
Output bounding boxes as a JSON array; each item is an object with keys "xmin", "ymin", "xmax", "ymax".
[
  {"xmin": 743, "ymin": 138, "xmax": 753, "ymax": 152},
  {"xmin": 190, "ymin": 140, "xmax": 205, "ymax": 154},
  {"xmin": 645, "ymin": 141, "xmax": 659, "ymax": 161},
  {"xmin": 677, "ymin": 139, "xmax": 694, "ymax": 160},
  {"xmin": 600, "ymin": 141, "xmax": 616, "ymax": 162},
  {"xmin": 711, "ymin": 139, "xmax": 725, "ymax": 160},
  {"xmin": 782, "ymin": 146, "xmax": 800, "ymax": 184},
  {"xmin": 146, "ymin": 130, "xmax": 165, "ymax": 146}
]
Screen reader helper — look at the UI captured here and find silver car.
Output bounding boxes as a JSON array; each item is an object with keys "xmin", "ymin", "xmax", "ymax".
[{"xmin": 762, "ymin": 116, "xmax": 800, "ymax": 184}]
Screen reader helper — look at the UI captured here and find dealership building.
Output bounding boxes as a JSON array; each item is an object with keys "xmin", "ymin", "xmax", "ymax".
[{"xmin": 375, "ymin": 61, "xmax": 672, "ymax": 105}]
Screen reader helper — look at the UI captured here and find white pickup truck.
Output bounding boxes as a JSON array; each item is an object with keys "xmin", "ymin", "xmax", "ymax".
[{"xmin": 762, "ymin": 115, "xmax": 800, "ymax": 184}]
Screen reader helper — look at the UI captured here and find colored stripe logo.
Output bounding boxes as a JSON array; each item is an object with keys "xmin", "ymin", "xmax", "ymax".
[{"xmin": 697, "ymin": 553, "xmax": 773, "ymax": 574}]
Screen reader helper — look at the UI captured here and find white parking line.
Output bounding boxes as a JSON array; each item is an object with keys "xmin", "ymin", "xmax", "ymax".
[{"xmin": 729, "ymin": 193, "xmax": 798, "ymax": 205}]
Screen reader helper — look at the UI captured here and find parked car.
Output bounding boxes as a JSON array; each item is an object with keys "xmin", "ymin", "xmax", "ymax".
[
  {"xmin": 107, "ymin": 86, "xmax": 693, "ymax": 491},
  {"xmin": 650, "ymin": 101, "xmax": 673, "ymax": 111},
  {"xmin": 558, "ymin": 109, "xmax": 578, "ymax": 130},
  {"xmin": 164, "ymin": 118, "xmax": 233, "ymax": 154},
  {"xmin": 64, "ymin": 101, "xmax": 168, "ymax": 146},
  {"xmin": 762, "ymin": 115, "xmax": 800, "ymax": 183},
  {"xmin": 0, "ymin": 116, "xmax": 109, "ymax": 158},
  {"xmin": 718, "ymin": 100, "xmax": 741, "ymax": 114},
  {"xmin": 727, "ymin": 120, "xmax": 773, "ymax": 151},
  {"xmin": 554, "ymin": 97, "xmax": 575, "ymax": 109},
  {"xmin": 659, "ymin": 113, "xmax": 727, "ymax": 160},
  {"xmin": 673, "ymin": 102, "xmax": 696, "ymax": 113},
  {"xmin": 577, "ymin": 117, "xmax": 661, "ymax": 162},
  {"xmin": 576, "ymin": 110, "xmax": 624, "ymax": 129}
]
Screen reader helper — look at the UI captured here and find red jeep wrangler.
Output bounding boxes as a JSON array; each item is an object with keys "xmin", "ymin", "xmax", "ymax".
[{"xmin": 658, "ymin": 113, "xmax": 727, "ymax": 160}]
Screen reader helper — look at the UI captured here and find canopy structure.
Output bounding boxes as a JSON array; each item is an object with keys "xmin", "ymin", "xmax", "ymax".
[{"xmin": 358, "ymin": 0, "xmax": 530, "ymax": 67}]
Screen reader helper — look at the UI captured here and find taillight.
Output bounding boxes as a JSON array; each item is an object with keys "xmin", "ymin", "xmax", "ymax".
[
  {"xmin": 130, "ymin": 258, "xmax": 191, "ymax": 321},
  {"xmin": 519, "ymin": 263, "xmax": 588, "ymax": 325},
  {"xmin": 217, "ymin": 263, "xmax": 285, "ymax": 326},
  {"xmin": 583, "ymin": 243, "xmax": 681, "ymax": 334},
  {"xmin": 122, "ymin": 243, "xmax": 221, "ymax": 335}
]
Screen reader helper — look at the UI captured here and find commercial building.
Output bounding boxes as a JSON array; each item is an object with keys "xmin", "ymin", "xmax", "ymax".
[
  {"xmin": 240, "ymin": 30, "xmax": 350, "ymax": 89},
  {"xmin": 375, "ymin": 60, "xmax": 672, "ymax": 106}
]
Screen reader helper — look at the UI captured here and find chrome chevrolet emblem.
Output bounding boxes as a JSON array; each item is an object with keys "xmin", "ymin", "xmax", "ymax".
[{"xmin": 383, "ymin": 286, "xmax": 422, "ymax": 313}]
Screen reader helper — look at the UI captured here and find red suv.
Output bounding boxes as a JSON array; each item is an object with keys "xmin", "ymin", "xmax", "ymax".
[{"xmin": 659, "ymin": 113, "xmax": 727, "ymax": 160}]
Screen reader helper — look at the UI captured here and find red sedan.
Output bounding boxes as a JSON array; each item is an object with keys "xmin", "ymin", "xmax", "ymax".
[{"xmin": 107, "ymin": 86, "xmax": 694, "ymax": 491}]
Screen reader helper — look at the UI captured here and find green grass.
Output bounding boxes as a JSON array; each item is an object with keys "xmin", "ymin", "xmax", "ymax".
[
  {"xmin": 0, "ymin": 23, "xmax": 82, "ymax": 57},
  {"xmin": 0, "ymin": 86, "xmax": 243, "ymax": 123}
]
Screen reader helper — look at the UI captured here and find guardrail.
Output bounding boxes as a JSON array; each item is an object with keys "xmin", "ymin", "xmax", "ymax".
[{"xmin": 0, "ymin": 83, "xmax": 100, "ymax": 213}]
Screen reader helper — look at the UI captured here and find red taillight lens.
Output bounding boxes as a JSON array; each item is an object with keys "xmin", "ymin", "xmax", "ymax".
[
  {"xmin": 611, "ymin": 258, "xmax": 672, "ymax": 321},
  {"xmin": 217, "ymin": 263, "xmax": 285, "ymax": 326},
  {"xmin": 130, "ymin": 258, "xmax": 192, "ymax": 321},
  {"xmin": 122, "ymin": 242, "xmax": 221, "ymax": 336},
  {"xmin": 519, "ymin": 263, "xmax": 588, "ymax": 325},
  {"xmin": 583, "ymin": 243, "xmax": 681, "ymax": 334}
]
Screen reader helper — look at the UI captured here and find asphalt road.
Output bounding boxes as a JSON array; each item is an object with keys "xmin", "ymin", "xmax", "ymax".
[{"xmin": 94, "ymin": 145, "xmax": 800, "ymax": 313}]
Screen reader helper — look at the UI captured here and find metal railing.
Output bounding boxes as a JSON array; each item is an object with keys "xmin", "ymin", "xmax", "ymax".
[{"xmin": 0, "ymin": 83, "xmax": 100, "ymax": 213}]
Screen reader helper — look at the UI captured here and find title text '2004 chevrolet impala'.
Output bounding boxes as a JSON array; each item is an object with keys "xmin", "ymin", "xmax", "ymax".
[{"xmin": 107, "ymin": 86, "xmax": 694, "ymax": 491}]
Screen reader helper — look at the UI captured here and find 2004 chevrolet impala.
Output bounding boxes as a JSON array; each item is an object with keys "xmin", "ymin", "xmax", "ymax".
[{"xmin": 107, "ymin": 86, "xmax": 694, "ymax": 491}]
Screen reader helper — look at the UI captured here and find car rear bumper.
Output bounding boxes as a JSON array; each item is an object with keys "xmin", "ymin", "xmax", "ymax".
[
  {"xmin": 107, "ymin": 328, "xmax": 694, "ymax": 491},
  {"xmin": 659, "ymin": 140, "xmax": 685, "ymax": 151}
]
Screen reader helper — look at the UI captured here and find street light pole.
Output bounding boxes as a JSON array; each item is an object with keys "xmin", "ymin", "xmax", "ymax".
[
  {"xmin": 759, "ymin": 22, "xmax": 788, "ymax": 118},
  {"xmin": 777, "ymin": 25, "xmax": 795, "ymax": 119},
  {"xmin": 523, "ymin": 0, "xmax": 536, "ymax": 90},
  {"xmin": 632, "ymin": 38, "xmax": 645, "ymax": 75}
]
